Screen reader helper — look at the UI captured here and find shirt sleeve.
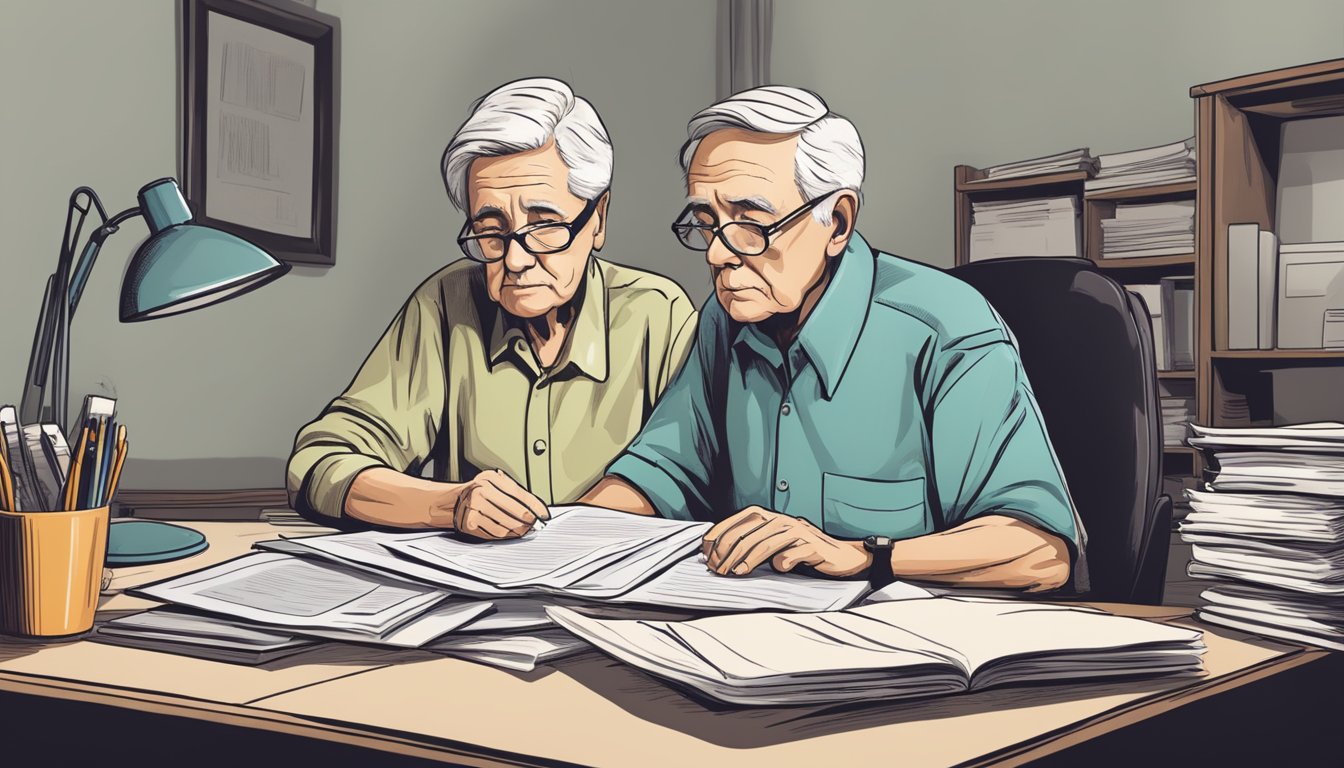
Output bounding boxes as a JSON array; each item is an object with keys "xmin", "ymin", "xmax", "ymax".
[
  {"xmin": 286, "ymin": 289, "xmax": 447, "ymax": 521},
  {"xmin": 606, "ymin": 308, "xmax": 720, "ymax": 521},
  {"xmin": 925, "ymin": 332, "xmax": 1083, "ymax": 561}
]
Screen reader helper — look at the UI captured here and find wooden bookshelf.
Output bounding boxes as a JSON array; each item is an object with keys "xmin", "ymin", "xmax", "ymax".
[
  {"xmin": 953, "ymin": 59, "xmax": 1344, "ymax": 489},
  {"xmin": 1192, "ymin": 58, "xmax": 1344, "ymax": 433}
]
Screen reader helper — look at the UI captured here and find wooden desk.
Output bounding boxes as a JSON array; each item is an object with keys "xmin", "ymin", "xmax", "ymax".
[{"xmin": 0, "ymin": 522, "xmax": 1330, "ymax": 767}]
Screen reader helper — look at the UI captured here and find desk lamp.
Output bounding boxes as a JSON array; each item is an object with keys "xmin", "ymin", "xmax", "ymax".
[{"xmin": 20, "ymin": 178, "xmax": 290, "ymax": 564}]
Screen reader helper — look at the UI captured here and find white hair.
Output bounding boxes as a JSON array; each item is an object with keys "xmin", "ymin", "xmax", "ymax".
[
  {"xmin": 442, "ymin": 78, "xmax": 612, "ymax": 212},
  {"xmin": 678, "ymin": 85, "xmax": 864, "ymax": 224}
]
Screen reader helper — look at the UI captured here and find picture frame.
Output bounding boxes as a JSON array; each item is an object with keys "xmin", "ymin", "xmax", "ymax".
[{"xmin": 180, "ymin": 0, "xmax": 340, "ymax": 266}]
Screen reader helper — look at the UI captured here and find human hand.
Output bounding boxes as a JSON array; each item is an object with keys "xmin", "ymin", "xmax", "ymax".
[
  {"xmin": 449, "ymin": 469, "xmax": 550, "ymax": 540},
  {"xmin": 702, "ymin": 506, "xmax": 870, "ymax": 578}
]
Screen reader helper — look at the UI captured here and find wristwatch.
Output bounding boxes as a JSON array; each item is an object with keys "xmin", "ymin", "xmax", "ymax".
[{"xmin": 862, "ymin": 535, "xmax": 896, "ymax": 589}]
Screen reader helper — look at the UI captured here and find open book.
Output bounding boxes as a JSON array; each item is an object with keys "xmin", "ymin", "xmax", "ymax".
[{"xmin": 547, "ymin": 596, "xmax": 1205, "ymax": 706}]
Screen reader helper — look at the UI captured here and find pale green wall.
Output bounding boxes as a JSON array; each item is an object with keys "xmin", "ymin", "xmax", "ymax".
[
  {"xmin": 0, "ymin": 0, "xmax": 717, "ymax": 489},
  {"xmin": 1, "ymin": 0, "xmax": 1340, "ymax": 490},
  {"xmin": 771, "ymin": 0, "xmax": 1344, "ymax": 265}
]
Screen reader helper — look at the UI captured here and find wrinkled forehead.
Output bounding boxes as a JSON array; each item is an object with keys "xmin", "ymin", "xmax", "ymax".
[
  {"xmin": 686, "ymin": 129, "xmax": 801, "ymax": 208},
  {"xmin": 467, "ymin": 142, "xmax": 579, "ymax": 212}
]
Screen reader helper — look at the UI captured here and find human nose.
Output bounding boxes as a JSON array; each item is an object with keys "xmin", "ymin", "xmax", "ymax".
[
  {"xmin": 704, "ymin": 234, "xmax": 741, "ymax": 270},
  {"xmin": 502, "ymin": 237, "xmax": 537, "ymax": 273}
]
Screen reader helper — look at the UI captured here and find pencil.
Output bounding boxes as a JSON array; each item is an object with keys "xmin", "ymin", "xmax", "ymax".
[
  {"xmin": 103, "ymin": 425, "xmax": 127, "ymax": 506},
  {"xmin": 0, "ymin": 444, "xmax": 14, "ymax": 512},
  {"xmin": 106, "ymin": 434, "xmax": 128, "ymax": 504},
  {"xmin": 66, "ymin": 422, "xmax": 91, "ymax": 511}
]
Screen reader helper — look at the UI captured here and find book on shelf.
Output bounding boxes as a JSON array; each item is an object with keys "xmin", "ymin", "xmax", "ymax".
[
  {"xmin": 969, "ymin": 196, "xmax": 1080, "ymax": 261},
  {"xmin": 1161, "ymin": 276, "xmax": 1195, "ymax": 370},
  {"xmin": 1085, "ymin": 138, "xmax": 1196, "ymax": 192},
  {"xmin": 980, "ymin": 147, "xmax": 1097, "ymax": 180}
]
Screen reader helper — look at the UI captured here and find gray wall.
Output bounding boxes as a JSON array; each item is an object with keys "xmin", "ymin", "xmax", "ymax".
[
  {"xmin": 0, "ymin": 0, "xmax": 717, "ymax": 489},
  {"xmin": 771, "ymin": 0, "xmax": 1344, "ymax": 265},
  {"xmin": 1, "ymin": 0, "xmax": 1340, "ymax": 490}
]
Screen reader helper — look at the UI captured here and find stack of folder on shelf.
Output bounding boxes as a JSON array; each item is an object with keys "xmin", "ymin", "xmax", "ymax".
[
  {"xmin": 1161, "ymin": 381, "xmax": 1196, "ymax": 448},
  {"xmin": 1101, "ymin": 200, "xmax": 1195, "ymax": 259},
  {"xmin": 0, "ymin": 395, "xmax": 127, "ymax": 513},
  {"xmin": 1086, "ymin": 138, "xmax": 1196, "ymax": 192},
  {"xmin": 1182, "ymin": 422, "xmax": 1344, "ymax": 650},
  {"xmin": 981, "ymin": 147, "xmax": 1097, "ymax": 180},
  {"xmin": 969, "ymin": 197, "xmax": 1081, "ymax": 261},
  {"xmin": 547, "ymin": 593, "xmax": 1205, "ymax": 707}
]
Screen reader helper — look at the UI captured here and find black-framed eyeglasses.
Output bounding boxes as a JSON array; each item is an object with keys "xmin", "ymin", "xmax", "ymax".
[
  {"xmin": 457, "ymin": 192, "xmax": 606, "ymax": 263},
  {"xmin": 671, "ymin": 194, "xmax": 831, "ymax": 257}
]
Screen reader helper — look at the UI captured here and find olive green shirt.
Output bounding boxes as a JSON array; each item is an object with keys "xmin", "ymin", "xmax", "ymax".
[{"xmin": 287, "ymin": 257, "xmax": 697, "ymax": 520}]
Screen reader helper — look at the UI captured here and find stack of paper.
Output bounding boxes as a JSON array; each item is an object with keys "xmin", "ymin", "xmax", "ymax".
[
  {"xmin": 1182, "ymin": 423, "xmax": 1344, "ymax": 649},
  {"xmin": 95, "ymin": 608, "xmax": 323, "ymax": 664},
  {"xmin": 266, "ymin": 507, "xmax": 868, "ymax": 613},
  {"xmin": 1101, "ymin": 200, "xmax": 1195, "ymax": 258},
  {"xmin": 129, "ymin": 552, "xmax": 493, "ymax": 648},
  {"xmin": 1086, "ymin": 138, "xmax": 1196, "ymax": 192},
  {"xmin": 969, "ymin": 197, "xmax": 1080, "ymax": 261},
  {"xmin": 382, "ymin": 507, "xmax": 707, "ymax": 598},
  {"xmin": 547, "ymin": 596, "xmax": 1204, "ymax": 706},
  {"xmin": 981, "ymin": 148, "xmax": 1097, "ymax": 180}
]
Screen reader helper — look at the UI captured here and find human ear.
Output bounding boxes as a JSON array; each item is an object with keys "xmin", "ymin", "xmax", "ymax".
[
  {"xmin": 825, "ymin": 191, "xmax": 859, "ymax": 258},
  {"xmin": 592, "ymin": 191, "xmax": 611, "ymax": 252}
]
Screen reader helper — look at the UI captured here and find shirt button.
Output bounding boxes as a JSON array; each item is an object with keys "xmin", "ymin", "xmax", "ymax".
[
  {"xmin": 781, "ymin": 403, "xmax": 792, "ymax": 416},
  {"xmin": 777, "ymin": 479, "xmax": 789, "ymax": 492},
  {"xmin": 533, "ymin": 439, "xmax": 547, "ymax": 456}
]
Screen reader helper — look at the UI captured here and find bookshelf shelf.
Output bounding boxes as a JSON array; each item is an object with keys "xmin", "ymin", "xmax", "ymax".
[
  {"xmin": 1084, "ymin": 180, "xmax": 1197, "ymax": 202},
  {"xmin": 1210, "ymin": 350, "xmax": 1344, "ymax": 360},
  {"xmin": 1158, "ymin": 370, "xmax": 1197, "ymax": 379},
  {"xmin": 1163, "ymin": 446, "xmax": 1198, "ymax": 456},
  {"xmin": 956, "ymin": 169, "xmax": 1091, "ymax": 193},
  {"xmin": 1093, "ymin": 254, "xmax": 1196, "ymax": 270}
]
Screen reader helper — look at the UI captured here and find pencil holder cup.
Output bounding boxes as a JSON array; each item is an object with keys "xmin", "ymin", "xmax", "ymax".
[{"xmin": 0, "ymin": 505, "xmax": 109, "ymax": 638}]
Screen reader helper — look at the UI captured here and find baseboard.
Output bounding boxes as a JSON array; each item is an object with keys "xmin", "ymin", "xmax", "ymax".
[{"xmin": 115, "ymin": 488, "xmax": 289, "ymax": 521}]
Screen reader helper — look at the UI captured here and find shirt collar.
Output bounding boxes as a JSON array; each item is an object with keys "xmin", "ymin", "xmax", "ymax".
[
  {"xmin": 731, "ymin": 232, "xmax": 875, "ymax": 398},
  {"xmin": 488, "ymin": 257, "xmax": 609, "ymax": 382}
]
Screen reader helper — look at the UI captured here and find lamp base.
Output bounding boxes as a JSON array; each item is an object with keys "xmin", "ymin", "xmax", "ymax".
[{"xmin": 107, "ymin": 520, "xmax": 208, "ymax": 566}]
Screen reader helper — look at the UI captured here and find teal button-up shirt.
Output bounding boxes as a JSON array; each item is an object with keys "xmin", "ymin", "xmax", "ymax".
[{"xmin": 607, "ymin": 233, "xmax": 1084, "ymax": 563}]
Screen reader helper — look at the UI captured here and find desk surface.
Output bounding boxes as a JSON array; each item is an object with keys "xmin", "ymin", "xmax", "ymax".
[{"xmin": 0, "ymin": 521, "xmax": 1325, "ymax": 768}]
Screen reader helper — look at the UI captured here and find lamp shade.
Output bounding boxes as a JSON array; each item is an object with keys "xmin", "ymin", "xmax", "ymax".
[{"xmin": 119, "ymin": 179, "xmax": 290, "ymax": 322}]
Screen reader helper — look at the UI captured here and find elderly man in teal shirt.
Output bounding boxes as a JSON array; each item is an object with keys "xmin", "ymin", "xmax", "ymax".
[{"xmin": 582, "ymin": 86, "xmax": 1085, "ymax": 592}]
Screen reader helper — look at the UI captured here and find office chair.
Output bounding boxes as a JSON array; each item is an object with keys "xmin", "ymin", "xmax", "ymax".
[{"xmin": 949, "ymin": 257, "xmax": 1171, "ymax": 604}]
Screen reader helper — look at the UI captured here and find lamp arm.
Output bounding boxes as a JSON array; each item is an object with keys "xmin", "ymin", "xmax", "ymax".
[
  {"xmin": 19, "ymin": 188, "xmax": 117, "ymax": 428},
  {"xmin": 68, "ymin": 207, "xmax": 141, "ymax": 319}
]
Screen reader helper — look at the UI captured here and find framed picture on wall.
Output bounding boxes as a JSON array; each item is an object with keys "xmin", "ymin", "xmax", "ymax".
[{"xmin": 180, "ymin": 0, "xmax": 340, "ymax": 266}]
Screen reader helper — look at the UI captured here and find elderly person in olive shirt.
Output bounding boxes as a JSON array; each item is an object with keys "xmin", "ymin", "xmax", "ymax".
[{"xmin": 287, "ymin": 78, "xmax": 696, "ymax": 538}]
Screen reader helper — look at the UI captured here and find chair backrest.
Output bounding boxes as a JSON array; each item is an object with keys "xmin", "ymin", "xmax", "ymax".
[{"xmin": 948, "ymin": 257, "xmax": 1170, "ymax": 603}]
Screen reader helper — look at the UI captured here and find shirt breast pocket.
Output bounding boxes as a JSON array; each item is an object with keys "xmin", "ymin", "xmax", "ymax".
[{"xmin": 821, "ymin": 474, "xmax": 930, "ymax": 540}]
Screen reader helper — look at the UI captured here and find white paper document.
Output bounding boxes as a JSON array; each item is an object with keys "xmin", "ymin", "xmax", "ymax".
[
  {"xmin": 130, "ymin": 552, "xmax": 489, "ymax": 646},
  {"xmin": 384, "ymin": 506, "xmax": 709, "ymax": 593},
  {"xmin": 427, "ymin": 628, "xmax": 592, "ymax": 672}
]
